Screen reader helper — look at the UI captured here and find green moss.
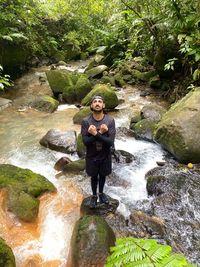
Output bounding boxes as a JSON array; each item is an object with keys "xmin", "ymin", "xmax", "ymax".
[
  {"xmin": 6, "ymin": 187, "xmax": 39, "ymax": 222},
  {"xmin": 81, "ymin": 84, "xmax": 119, "ymax": 109},
  {"xmin": 132, "ymin": 119, "xmax": 156, "ymax": 140},
  {"xmin": 63, "ymin": 159, "xmax": 85, "ymax": 173},
  {"xmin": 46, "ymin": 70, "xmax": 74, "ymax": 94},
  {"xmin": 31, "ymin": 95, "xmax": 59, "ymax": 113},
  {"xmin": 75, "ymin": 75, "xmax": 92, "ymax": 102},
  {"xmin": 73, "ymin": 107, "xmax": 92, "ymax": 125},
  {"xmin": 0, "ymin": 238, "xmax": 16, "ymax": 267},
  {"xmin": 0, "ymin": 164, "xmax": 56, "ymax": 221}
]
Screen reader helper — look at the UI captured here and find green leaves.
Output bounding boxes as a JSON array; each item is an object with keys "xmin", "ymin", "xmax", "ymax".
[
  {"xmin": 0, "ymin": 65, "xmax": 13, "ymax": 90},
  {"xmin": 105, "ymin": 237, "xmax": 196, "ymax": 267}
]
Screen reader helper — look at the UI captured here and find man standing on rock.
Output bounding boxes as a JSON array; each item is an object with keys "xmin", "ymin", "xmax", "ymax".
[{"xmin": 81, "ymin": 95, "xmax": 116, "ymax": 208}]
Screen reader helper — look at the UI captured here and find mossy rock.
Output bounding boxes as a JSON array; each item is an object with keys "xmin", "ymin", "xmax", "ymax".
[
  {"xmin": 131, "ymin": 119, "xmax": 157, "ymax": 141},
  {"xmin": 30, "ymin": 95, "xmax": 59, "ymax": 113},
  {"xmin": 0, "ymin": 164, "xmax": 56, "ymax": 221},
  {"xmin": 81, "ymin": 84, "xmax": 119, "ymax": 109},
  {"xmin": 70, "ymin": 215, "xmax": 115, "ymax": 267},
  {"xmin": 131, "ymin": 69, "xmax": 156, "ymax": 82},
  {"xmin": 63, "ymin": 159, "xmax": 85, "ymax": 173},
  {"xmin": 0, "ymin": 238, "xmax": 16, "ymax": 267},
  {"xmin": 76, "ymin": 133, "xmax": 86, "ymax": 158},
  {"xmin": 73, "ymin": 107, "xmax": 92, "ymax": 125},
  {"xmin": 154, "ymin": 87, "xmax": 200, "ymax": 163},
  {"xmin": 85, "ymin": 65, "xmax": 108, "ymax": 78},
  {"xmin": 75, "ymin": 75, "xmax": 92, "ymax": 102},
  {"xmin": 114, "ymin": 72, "xmax": 126, "ymax": 87},
  {"xmin": 46, "ymin": 70, "xmax": 74, "ymax": 94},
  {"xmin": 62, "ymin": 86, "xmax": 77, "ymax": 103},
  {"xmin": 6, "ymin": 187, "xmax": 39, "ymax": 222}
]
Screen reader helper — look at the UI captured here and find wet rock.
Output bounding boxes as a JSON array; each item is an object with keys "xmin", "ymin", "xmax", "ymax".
[
  {"xmin": 81, "ymin": 195, "xmax": 119, "ymax": 217},
  {"xmin": 30, "ymin": 95, "xmax": 59, "ymax": 113},
  {"xmin": 115, "ymin": 127, "xmax": 136, "ymax": 139},
  {"xmin": 85, "ymin": 65, "xmax": 108, "ymax": 78},
  {"xmin": 70, "ymin": 215, "xmax": 115, "ymax": 267},
  {"xmin": 145, "ymin": 163, "xmax": 200, "ymax": 263},
  {"xmin": 63, "ymin": 159, "xmax": 85, "ymax": 173},
  {"xmin": 40, "ymin": 129, "xmax": 76, "ymax": 153},
  {"xmin": 54, "ymin": 156, "xmax": 72, "ymax": 171},
  {"xmin": 106, "ymin": 171, "xmax": 131, "ymax": 188},
  {"xmin": 131, "ymin": 118, "xmax": 157, "ymax": 141},
  {"xmin": 154, "ymin": 87, "xmax": 200, "ymax": 163},
  {"xmin": 0, "ymin": 237, "xmax": 16, "ymax": 267},
  {"xmin": 112, "ymin": 149, "xmax": 135, "ymax": 164},
  {"xmin": 0, "ymin": 164, "xmax": 56, "ymax": 221},
  {"xmin": 129, "ymin": 210, "xmax": 166, "ymax": 238},
  {"xmin": 81, "ymin": 84, "xmax": 119, "ymax": 109},
  {"xmin": 141, "ymin": 103, "xmax": 167, "ymax": 121}
]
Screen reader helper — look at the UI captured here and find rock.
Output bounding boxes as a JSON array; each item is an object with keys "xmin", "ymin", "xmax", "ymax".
[
  {"xmin": 6, "ymin": 187, "xmax": 39, "ymax": 222},
  {"xmin": 63, "ymin": 159, "xmax": 85, "ymax": 173},
  {"xmin": 54, "ymin": 157, "xmax": 72, "ymax": 171},
  {"xmin": 81, "ymin": 84, "xmax": 119, "ymax": 109},
  {"xmin": 149, "ymin": 76, "xmax": 161, "ymax": 89},
  {"xmin": 69, "ymin": 215, "xmax": 115, "ymax": 267},
  {"xmin": 76, "ymin": 133, "xmax": 86, "ymax": 158},
  {"xmin": 30, "ymin": 95, "xmax": 59, "ymax": 113},
  {"xmin": 73, "ymin": 107, "xmax": 92, "ymax": 125},
  {"xmin": 80, "ymin": 195, "xmax": 119, "ymax": 217},
  {"xmin": 130, "ymin": 210, "xmax": 166, "ymax": 238},
  {"xmin": 46, "ymin": 70, "xmax": 91, "ymax": 103},
  {"xmin": 131, "ymin": 69, "xmax": 156, "ymax": 82},
  {"xmin": 0, "ymin": 164, "xmax": 56, "ymax": 221},
  {"xmin": 0, "ymin": 97, "xmax": 12, "ymax": 111},
  {"xmin": 154, "ymin": 87, "xmax": 200, "ymax": 163},
  {"xmin": 40, "ymin": 129, "xmax": 76, "ymax": 153},
  {"xmin": 141, "ymin": 104, "xmax": 167, "ymax": 121},
  {"xmin": 112, "ymin": 149, "xmax": 135, "ymax": 164},
  {"xmin": 85, "ymin": 54, "xmax": 104, "ymax": 71},
  {"xmin": 75, "ymin": 75, "xmax": 92, "ymax": 102},
  {"xmin": 131, "ymin": 118, "xmax": 157, "ymax": 141},
  {"xmin": 145, "ymin": 163, "xmax": 200, "ymax": 263},
  {"xmin": 0, "ymin": 237, "xmax": 16, "ymax": 267},
  {"xmin": 115, "ymin": 127, "xmax": 136, "ymax": 139},
  {"xmin": 130, "ymin": 112, "xmax": 142, "ymax": 124},
  {"xmin": 85, "ymin": 65, "xmax": 108, "ymax": 78}
]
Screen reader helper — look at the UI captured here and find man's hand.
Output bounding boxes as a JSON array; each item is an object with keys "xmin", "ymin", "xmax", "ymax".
[
  {"xmin": 88, "ymin": 125, "xmax": 97, "ymax": 136},
  {"xmin": 99, "ymin": 124, "xmax": 108, "ymax": 134}
]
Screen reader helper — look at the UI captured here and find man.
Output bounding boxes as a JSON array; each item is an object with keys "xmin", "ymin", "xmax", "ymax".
[{"xmin": 81, "ymin": 94, "xmax": 116, "ymax": 208}]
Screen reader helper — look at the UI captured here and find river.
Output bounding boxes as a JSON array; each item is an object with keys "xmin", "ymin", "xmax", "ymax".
[{"xmin": 0, "ymin": 62, "xmax": 166, "ymax": 266}]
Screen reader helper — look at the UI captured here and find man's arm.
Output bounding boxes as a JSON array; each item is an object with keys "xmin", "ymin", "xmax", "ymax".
[
  {"xmin": 81, "ymin": 119, "xmax": 96, "ymax": 145},
  {"xmin": 95, "ymin": 118, "xmax": 116, "ymax": 147}
]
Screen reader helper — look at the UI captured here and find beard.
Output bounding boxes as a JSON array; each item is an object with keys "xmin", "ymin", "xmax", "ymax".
[{"xmin": 91, "ymin": 106, "xmax": 103, "ymax": 113}]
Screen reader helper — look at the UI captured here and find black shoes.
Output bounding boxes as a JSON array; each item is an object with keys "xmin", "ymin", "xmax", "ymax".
[
  {"xmin": 89, "ymin": 195, "xmax": 97, "ymax": 208},
  {"xmin": 99, "ymin": 193, "xmax": 109, "ymax": 204}
]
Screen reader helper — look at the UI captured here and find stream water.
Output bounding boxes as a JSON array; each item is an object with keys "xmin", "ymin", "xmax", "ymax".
[{"xmin": 0, "ymin": 62, "xmax": 167, "ymax": 266}]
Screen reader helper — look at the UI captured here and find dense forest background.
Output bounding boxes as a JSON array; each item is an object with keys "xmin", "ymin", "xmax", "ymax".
[{"xmin": 0, "ymin": 0, "xmax": 200, "ymax": 99}]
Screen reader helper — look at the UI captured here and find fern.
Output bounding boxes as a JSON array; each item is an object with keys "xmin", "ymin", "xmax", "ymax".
[{"xmin": 105, "ymin": 237, "xmax": 197, "ymax": 267}]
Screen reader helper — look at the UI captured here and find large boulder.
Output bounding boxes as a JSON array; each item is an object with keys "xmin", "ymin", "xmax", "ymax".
[
  {"xmin": 70, "ymin": 215, "xmax": 115, "ymax": 267},
  {"xmin": 76, "ymin": 133, "xmax": 86, "ymax": 158},
  {"xmin": 63, "ymin": 159, "xmax": 85, "ymax": 173},
  {"xmin": 0, "ymin": 238, "xmax": 16, "ymax": 267},
  {"xmin": 40, "ymin": 129, "xmax": 76, "ymax": 153},
  {"xmin": 0, "ymin": 164, "xmax": 56, "ymax": 221},
  {"xmin": 46, "ymin": 70, "xmax": 91, "ymax": 103},
  {"xmin": 81, "ymin": 84, "xmax": 119, "ymax": 109},
  {"xmin": 154, "ymin": 87, "xmax": 200, "ymax": 163}
]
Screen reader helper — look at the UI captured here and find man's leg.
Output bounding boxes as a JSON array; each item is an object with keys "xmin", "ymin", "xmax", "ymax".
[
  {"xmin": 90, "ymin": 176, "xmax": 98, "ymax": 208},
  {"xmin": 99, "ymin": 175, "xmax": 109, "ymax": 204}
]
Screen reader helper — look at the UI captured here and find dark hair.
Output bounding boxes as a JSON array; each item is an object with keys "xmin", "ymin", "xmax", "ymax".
[{"xmin": 90, "ymin": 94, "xmax": 105, "ymax": 103}]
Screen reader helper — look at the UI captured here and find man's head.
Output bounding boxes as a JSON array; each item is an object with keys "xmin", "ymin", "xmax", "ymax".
[{"xmin": 90, "ymin": 94, "xmax": 105, "ymax": 112}]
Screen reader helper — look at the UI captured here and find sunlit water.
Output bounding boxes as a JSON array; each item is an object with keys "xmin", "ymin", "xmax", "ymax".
[{"xmin": 0, "ymin": 66, "xmax": 166, "ymax": 266}]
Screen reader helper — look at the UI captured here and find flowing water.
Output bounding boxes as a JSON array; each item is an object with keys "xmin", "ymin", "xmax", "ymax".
[{"xmin": 0, "ymin": 63, "xmax": 167, "ymax": 266}]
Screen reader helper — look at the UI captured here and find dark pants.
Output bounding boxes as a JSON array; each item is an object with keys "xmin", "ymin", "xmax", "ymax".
[{"xmin": 91, "ymin": 175, "xmax": 106, "ymax": 195}]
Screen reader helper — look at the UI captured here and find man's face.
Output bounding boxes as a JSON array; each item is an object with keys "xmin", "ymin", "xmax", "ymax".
[{"xmin": 91, "ymin": 98, "xmax": 105, "ymax": 112}]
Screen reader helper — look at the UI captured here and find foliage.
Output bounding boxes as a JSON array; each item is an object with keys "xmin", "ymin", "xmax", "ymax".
[
  {"xmin": 0, "ymin": 65, "xmax": 13, "ymax": 90},
  {"xmin": 106, "ymin": 237, "xmax": 197, "ymax": 267}
]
